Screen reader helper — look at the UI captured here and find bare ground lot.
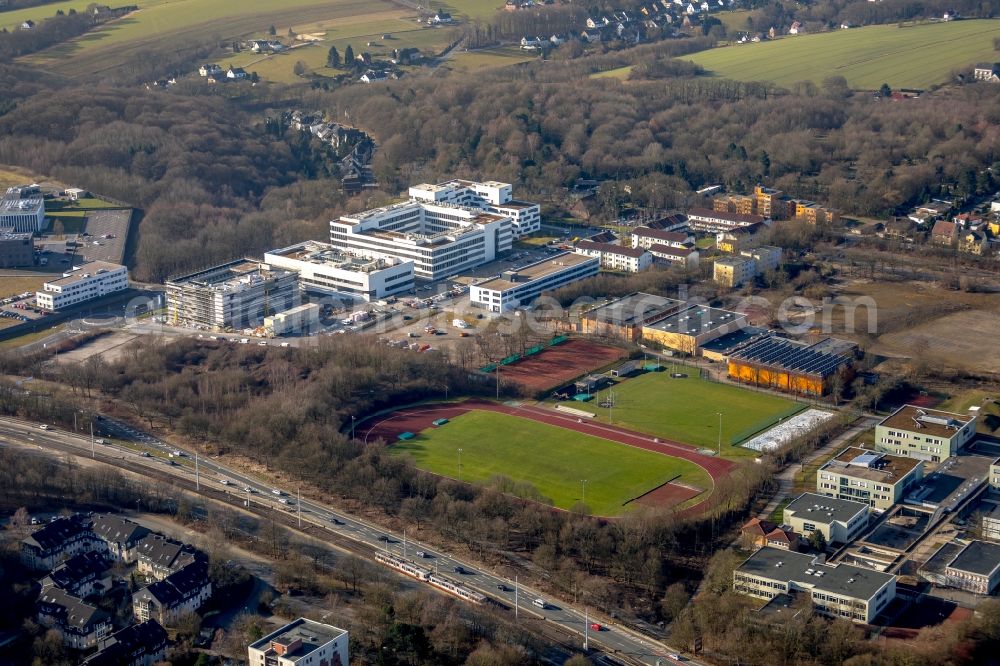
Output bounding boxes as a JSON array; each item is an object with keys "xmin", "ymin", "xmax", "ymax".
[
  {"xmin": 877, "ymin": 310, "xmax": 1000, "ymax": 374},
  {"xmin": 51, "ymin": 331, "xmax": 137, "ymax": 364}
]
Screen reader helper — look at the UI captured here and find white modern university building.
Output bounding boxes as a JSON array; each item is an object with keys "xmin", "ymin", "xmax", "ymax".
[
  {"xmin": 264, "ymin": 241, "xmax": 414, "ymax": 302},
  {"xmin": 35, "ymin": 261, "xmax": 128, "ymax": 311},
  {"xmin": 408, "ymin": 179, "xmax": 541, "ymax": 238},
  {"xmin": 248, "ymin": 617, "xmax": 349, "ymax": 666},
  {"xmin": 329, "ymin": 201, "xmax": 512, "ymax": 281},
  {"xmin": 0, "ymin": 185, "xmax": 45, "ymax": 233},
  {"xmin": 734, "ymin": 546, "xmax": 896, "ymax": 624},
  {"xmin": 470, "ymin": 252, "xmax": 599, "ymax": 313}
]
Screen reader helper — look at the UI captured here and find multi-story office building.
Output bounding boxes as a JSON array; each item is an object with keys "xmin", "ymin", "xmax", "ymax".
[
  {"xmin": 35, "ymin": 261, "xmax": 128, "ymax": 311},
  {"xmin": 713, "ymin": 255, "xmax": 756, "ymax": 288},
  {"xmin": 264, "ymin": 241, "xmax": 414, "ymax": 301},
  {"xmin": 875, "ymin": 405, "xmax": 977, "ymax": 462},
  {"xmin": 330, "ymin": 201, "xmax": 512, "ymax": 281},
  {"xmin": 0, "ymin": 185, "xmax": 45, "ymax": 233},
  {"xmin": 165, "ymin": 259, "xmax": 299, "ymax": 331},
  {"xmin": 248, "ymin": 618, "xmax": 349, "ymax": 666},
  {"xmin": 944, "ymin": 541, "xmax": 1000, "ymax": 595},
  {"xmin": 0, "ymin": 228, "xmax": 34, "ymax": 267},
  {"xmin": 733, "ymin": 547, "xmax": 896, "ymax": 624},
  {"xmin": 816, "ymin": 447, "xmax": 924, "ymax": 512},
  {"xmin": 574, "ymin": 240, "xmax": 652, "ymax": 272},
  {"xmin": 782, "ymin": 492, "xmax": 869, "ymax": 545},
  {"xmin": 470, "ymin": 252, "xmax": 599, "ymax": 313},
  {"xmin": 408, "ymin": 179, "xmax": 541, "ymax": 237}
]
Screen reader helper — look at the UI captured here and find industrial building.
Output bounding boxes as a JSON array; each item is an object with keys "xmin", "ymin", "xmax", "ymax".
[
  {"xmin": 0, "ymin": 185, "xmax": 45, "ymax": 233},
  {"xmin": 408, "ymin": 179, "xmax": 541, "ymax": 238},
  {"xmin": 0, "ymin": 227, "xmax": 34, "ymax": 267},
  {"xmin": 469, "ymin": 252, "xmax": 599, "ymax": 313},
  {"xmin": 329, "ymin": 200, "xmax": 512, "ymax": 281},
  {"xmin": 264, "ymin": 241, "xmax": 414, "ymax": 301},
  {"xmin": 733, "ymin": 546, "xmax": 896, "ymax": 624},
  {"xmin": 726, "ymin": 336, "xmax": 855, "ymax": 396},
  {"xmin": 875, "ymin": 405, "xmax": 977, "ymax": 462},
  {"xmin": 248, "ymin": 618, "xmax": 349, "ymax": 666},
  {"xmin": 579, "ymin": 293, "xmax": 686, "ymax": 342},
  {"xmin": 265, "ymin": 303, "xmax": 321, "ymax": 336},
  {"xmin": 35, "ymin": 261, "xmax": 128, "ymax": 311},
  {"xmin": 782, "ymin": 492, "xmax": 869, "ymax": 545},
  {"xmin": 816, "ymin": 447, "xmax": 924, "ymax": 512},
  {"xmin": 165, "ymin": 259, "xmax": 299, "ymax": 331},
  {"xmin": 641, "ymin": 303, "xmax": 748, "ymax": 355}
]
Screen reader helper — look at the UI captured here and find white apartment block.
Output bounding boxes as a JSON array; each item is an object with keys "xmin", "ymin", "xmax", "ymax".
[
  {"xmin": 409, "ymin": 179, "xmax": 541, "ymax": 238},
  {"xmin": 574, "ymin": 240, "xmax": 652, "ymax": 272},
  {"xmin": 733, "ymin": 547, "xmax": 896, "ymax": 624},
  {"xmin": 264, "ymin": 241, "xmax": 414, "ymax": 301},
  {"xmin": 0, "ymin": 185, "xmax": 45, "ymax": 233},
  {"xmin": 783, "ymin": 492, "xmax": 869, "ymax": 544},
  {"xmin": 875, "ymin": 405, "xmax": 977, "ymax": 462},
  {"xmin": 249, "ymin": 618, "xmax": 349, "ymax": 666},
  {"xmin": 631, "ymin": 227, "xmax": 694, "ymax": 250},
  {"xmin": 471, "ymin": 252, "xmax": 599, "ymax": 313},
  {"xmin": 35, "ymin": 261, "xmax": 128, "ymax": 311},
  {"xmin": 330, "ymin": 200, "xmax": 512, "ymax": 280}
]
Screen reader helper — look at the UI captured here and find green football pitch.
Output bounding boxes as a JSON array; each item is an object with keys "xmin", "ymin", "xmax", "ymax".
[
  {"xmin": 390, "ymin": 410, "xmax": 711, "ymax": 516},
  {"xmin": 555, "ymin": 369, "xmax": 804, "ymax": 457}
]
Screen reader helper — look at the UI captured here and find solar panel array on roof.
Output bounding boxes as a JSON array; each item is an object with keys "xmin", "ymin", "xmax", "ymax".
[{"xmin": 730, "ymin": 337, "xmax": 851, "ymax": 377}]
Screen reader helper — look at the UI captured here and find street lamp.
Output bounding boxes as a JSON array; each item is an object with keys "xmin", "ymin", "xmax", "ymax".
[
  {"xmin": 457, "ymin": 448, "xmax": 463, "ymax": 481},
  {"xmin": 351, "ymin": 415, "xmax": 356, "ymax": 441},
  {"xmin": 716, "ymin": 412, "xmax": 723, "ymax": 455},
  {"xmin": 581, "ymin": 479, "xmax": 587, "ymax": 507}
]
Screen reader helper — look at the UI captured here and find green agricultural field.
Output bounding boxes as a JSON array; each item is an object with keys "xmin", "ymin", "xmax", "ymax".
[
  {"xmin": 445, "ymin": 46, "xmax": 536, "ymax": 72},
  {"xmin": 590, "ymin": 65, "xmax": 633, "ymax": 80},
  {"xmin": 21, "ymin": 0, "xmax": 410, "ymax": 78},
  {"xmin": 555, "ymin": 369, "xmax": 804, "ymax": 457},
  {"xmin": 440, "ymin": 0, "xmax": 505, "ymax": 21},
  {"xmin": 391, "ymin": 410, "xmax": 711, "ymax": 515},
  {"xmin": 681, "ymin": 19, "xmax": 1000, "ymax": 90}
]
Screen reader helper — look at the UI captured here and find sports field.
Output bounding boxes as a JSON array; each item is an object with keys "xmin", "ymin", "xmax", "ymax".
[
  {"xmin": 390, "ymin": 410, "xmax": 711, "ymax": 516},
  {"xmin": 681, "ymin": 19, "xmax": 1000, "ymax": 89},
  {"xmin": 556, "ymin": 370, "xmax": 804, "ymax": 457}
]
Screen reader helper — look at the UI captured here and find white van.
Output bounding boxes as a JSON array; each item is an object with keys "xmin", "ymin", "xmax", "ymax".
[{"xmin": 533, "ymin": 598, "xmax": 546, "ymax": 609}]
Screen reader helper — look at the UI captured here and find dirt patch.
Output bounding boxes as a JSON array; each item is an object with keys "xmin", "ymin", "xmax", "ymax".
[
  {"xmin": 52, "ymin": 331, "xmax": 137, "ymax": 364},
  {"xmin": 492, "ymin": 339, "xmax": 626, "ymax": 392},
  {"xmin": 631, "ymin": 481, "xmax": 700, "ymax": 509},
  {"xmin": 876, "ymin": 310, "xmax": 1000, "ymax": 373}
]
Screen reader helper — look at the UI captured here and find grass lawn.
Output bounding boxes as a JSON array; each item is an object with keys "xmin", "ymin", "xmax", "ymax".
[
  {"xmin": 23, "ymin": 0, "xmax": 410, "ymax": 77},
  {"xmin": 0, "ymin": 275, "xmax": 48, "ymax": 299},
  {"xmin": 446, "ymin": 46, "xmax": 536, "ymax": 72},
  {"xmin": 681, "ymin": 19, "xmax": 1000, "ymax": 89},
  {"xmin": 938, "ymin": 389, "xmax": 999, "ymax": 435},
  {"xmin": 0, "ymin": 165, "xmax": 40, "ymax": 189},
  {"xmin": 440, "ymin": 0, "xmax": 505, "ymax": 21},
  {"xmin": 0, "ymin": 325, "xmax": 64, "ymax": 350},
  {"xmin": 551, "ymin": 369, "xmax": 805, "ymax": 458},
  {"xmin": 515, "ymin": 236, "xmax": 558, "ymax": 248},
  {"xmin": 390, "ymin": 410, "xmax": 711, "ymax": 515},
  {"xmin": 590, "ymin": 65, "xmax": 632, "ymax": 80}
]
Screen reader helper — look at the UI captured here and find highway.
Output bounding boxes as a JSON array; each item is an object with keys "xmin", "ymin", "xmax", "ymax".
[{"xmin": 0, "ymin": 415, "xmax": 696, "ymax": 666}]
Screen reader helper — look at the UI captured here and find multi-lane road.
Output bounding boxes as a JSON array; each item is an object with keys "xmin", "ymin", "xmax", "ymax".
[{"xmin": 0, "ymin": 415, "xmax": 696, "ymax": 666}]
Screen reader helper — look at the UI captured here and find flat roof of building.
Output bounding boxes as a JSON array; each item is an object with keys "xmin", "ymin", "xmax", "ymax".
[
  {"xmin": 643, "ymin": 303, "xmax": 743, "ymax": 336},
  {"xmin": 250, "ymin": 618, "xmax": 347, "ymax": 662},
  {"xmin": 729, "ymin": 336, "xmax": 853, "ymax": 377},
  {"xmin": 475, "ymin": 252, "xmax": 597, "ymax": 292},
  {"xmin": 496, "ymin": 199, "xmax": 537, "ymax": 210},
  {"xmin": 784, "ymin": 492, "xmax": 868, "ymax": 524},
  {"xmin": 266, "ymin": 241, "xmax": 410, "ymax": 273},
  {"xmin": 166, "ymin": 259, "xmax": 294, "ymax": 293},
  {"xmin": 0, "ymin": 196, "xmax": 43, "ymax": 213},
  {"xmin": 576, "ymin": 240, "xmax": 649, "ymax": 258},
  {"xmin": 582, "ymin": 292, "xmax": 683, "ymax": 326},
  {"xmin": 821, "ymin": 447, "xmax": 922, "ymax": 485},
  {"xmin": 715, "ymin": 256, "xmax": 753, "ymax": 268},
  {"xmin": 878, "ymin": 405, "xmax": 975, "ymax": 439},
  {"xmin": 648, "ymin": 244, "xmax": 695, "ymax": 257},
  {"xmin": 633, "ymin": 227, "xmax": 691, "ymax": 242},
  {"xmin": 698, "ymin": 326, "xmax": 770, "ymax": 355},
  {"xmin": 737, "ymin": 546, "xmax": 894, "ymax": 601},
  {"xmin": 688, "ymin": 207, "xmax": 767, "ymax": 225},
  {"xmin": 946, "ymin": 540, "xmax": 1000, "ymax": 577},
  {"xmin": 45, "ymin": 261, "xmax": 125, "ymax": 288},
  {"xmin": 0, "ymin": 230, "xmax": 32, "ymax": 241}
]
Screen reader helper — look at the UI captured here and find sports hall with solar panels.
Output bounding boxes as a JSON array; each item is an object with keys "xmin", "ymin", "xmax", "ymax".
[{"xmin": 727, "ymin": 336, "xmax": 856, "ymax": 396}]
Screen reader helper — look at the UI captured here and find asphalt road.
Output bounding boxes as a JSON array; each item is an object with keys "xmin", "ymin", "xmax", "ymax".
[{"xmin": 0, "ymin": 415, "xmax": 697, "ymax": 666}]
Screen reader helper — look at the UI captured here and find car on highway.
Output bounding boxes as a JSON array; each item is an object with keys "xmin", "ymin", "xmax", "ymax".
[
  {"xmin": 95, "ymin": 438, "xmax": 106, "ymax": 445},
  {"xmin": 590, "ymin": 623, "xmax": 603, "ymax": 632},
  {"xmin": 38, "ymin": 424, "xmax": 49, "ymax": 430},
  {"xmin": 378, "ymin": 535, "xmax": 390, "ymax": 542},
  {"xmin": 667, "ymin": 654, "xmax": 683, "ymax": 662},
  {"xmin": 453, "ymin": 566, "xmax": 464, "ymax": 574},
  {"xmin": 220, "ymin": 479, "xmax": 230, "ymax": 485},
  {"xmin": 533, "ymin": 598, "xmax": 546, "ymax": 608},
  {"xmin": 271, "ymin": 489, "xmax": 282, "ymax": 496},
  {"xmin": 279, "ymin": 498, "xmax": 291, "ymax": 505},
  {"xmin": 496, "ymin": 583, "xmax": 508, "ymax": 591},
  {"xmin": 140, "ymin": 452, "xmax": 150, "ymax": 457},
  {"xmin": 243, "ymin": 486, "xmax": 255, "ymax": 493},
  {"xmin": 331, "ymin": 517, "xmax": 344, "ymax": 525},
  {"xmin": 415, "ymin": 551, "xmax": 427, "ymax": 558}
]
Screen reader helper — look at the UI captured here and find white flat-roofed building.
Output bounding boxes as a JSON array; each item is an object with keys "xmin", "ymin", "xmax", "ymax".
[
  {"xmin": 408, "ymin": 179, "xmax": 541, "ymax": 237},
  {"xmin": 165, "ymin": 259, "xmax": 299, "ymax": 331},
  {"xmin": 330, "ymin": 200, "xmax": 512, "ymax": 281},
  {"xmin": 35, "ymin": 261, "xmax": 128, "ymax": 311},
  {"xmin": 817, "ymin": 447, "xmax": 923, "ymax": 512},
  {"xmin": 471, "ymin": 252, "xmax": 599, "ymax": 313},
  {"xmin": 264, "ymin": 240, "xmax": 414, "ymax": 301},
  {"xmin": 248, "ymin": 618, "xmax": 349, "ymax": 666},
  {"xmin": 687, "ymin": 207, "xmax": 769, "ymax": 233},
  {"xmin": 783, "ymin": 492, "xmax": 869, "ymax": 545},
  {"xmin": 733, "ymin": 547, "xmax": 896, "ymax": 624},
  {"xmin": 648, "ymin": 244, "xmax": 699, "ymax": 268},
  {"xmin": 945, "ymin": 540, "xmax": 1000, "ymax": 594},
  {"xmin": 265, "ymin": 303, "xmax": 321, "ymax": 336},
  {"xmin": 0, "ymin": 192, "xmax": 45, "ymax": 233},
  {"xmin": 574, "ymin": 240, "xmax": 652, "ymax": 272}
]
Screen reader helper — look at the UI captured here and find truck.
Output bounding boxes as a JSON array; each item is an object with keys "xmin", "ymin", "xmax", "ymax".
[{"xmin": 452, "ymin": 318, "xmax": 470, "ymax": 329}]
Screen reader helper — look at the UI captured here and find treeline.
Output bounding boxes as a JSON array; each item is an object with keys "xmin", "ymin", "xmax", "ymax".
[
  {"xmin": 0, "ymin": 12, "xmax": 95, "ymax": 60},
  {"xmin": 463, "ymin": 5, "xmax": 588, "ymax": 44},
  {"xmin": 0, "ymin": 336, "xmax": 771, "ymax": 625}
]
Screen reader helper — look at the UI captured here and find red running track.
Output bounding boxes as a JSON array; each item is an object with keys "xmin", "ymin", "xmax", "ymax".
[{"xmin": 362, "ymin": 399, "xmax": 737, "ymax": 516}]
